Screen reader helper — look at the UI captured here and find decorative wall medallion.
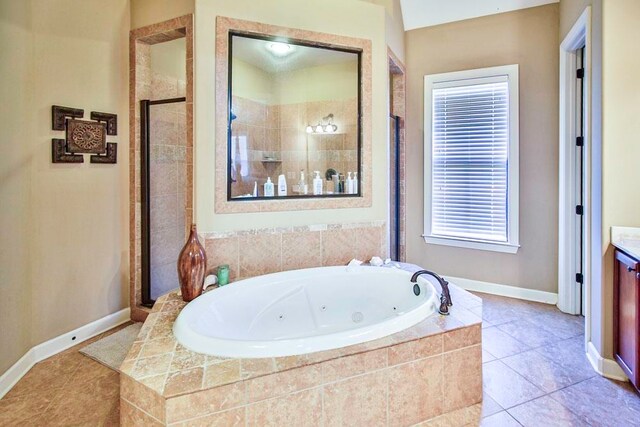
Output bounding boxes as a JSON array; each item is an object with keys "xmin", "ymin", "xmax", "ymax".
[
  {"xmin": 66, "ymin": 119, "xmax": 107, "ymax": 154},
  {"xmin": 50, "ymin": 105, "xmax": 118, "ymax": 164},
  {"xmin": 52, "ymin": 139, "xmax": 83, "ymax": 163},
  {"xmin": 90, "ymin": 111, "xmax": 118, "ymax": 136},
  {"xmin": 90, "ymin": 143, "xmax": 117, "ymax": 164}
]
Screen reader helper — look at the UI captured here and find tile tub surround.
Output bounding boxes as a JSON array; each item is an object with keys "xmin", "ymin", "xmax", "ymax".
[
  {"xmin": 215, "ymin": 16, "xmax": 373, "ymax": 213},
  {"xmin": 203, "ymin": 221, "xmax": 387, "ymax": 282},
  {"xmin": 611, "ymin": 226, "xmax": 640, "ymax": 260},
  {"xmin": 129, "ymin": 15, "xmax": 194, "ymax": 322},
  {"xmin": 119, "ymin": 263, "xmax": 483, "ymax": 426}
]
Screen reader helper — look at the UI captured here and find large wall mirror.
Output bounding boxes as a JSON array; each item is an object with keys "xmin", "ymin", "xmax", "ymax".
[{"xmin": 227, "ymin": 33, "xmax": 362, "ymax": 200}]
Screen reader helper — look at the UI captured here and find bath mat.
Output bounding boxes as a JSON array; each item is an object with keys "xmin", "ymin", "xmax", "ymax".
[{"xmin": 79, "ymin": 323, "xmax": 142, "ymax": 372}]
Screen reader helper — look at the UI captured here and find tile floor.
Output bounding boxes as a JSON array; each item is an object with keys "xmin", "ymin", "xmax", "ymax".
[
  {"xmin": 0, "ymin": 323, "xmax": 131, "ymax": 426},
  {"xmin": 474, "ymin": 292, "xmax": 640, "ymax": 427},
  {"xmin": 1, "ymin": 294, "xmax": 639, "ymax": 426}
]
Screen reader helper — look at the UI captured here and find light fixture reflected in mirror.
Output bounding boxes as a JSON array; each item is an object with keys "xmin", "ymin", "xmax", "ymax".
[
  {"xmin": 266, "ymin": 41, "xmax": 293, "ymax": 57},
  {"xmin": 306, "ymin": 113, "xmax": 338, "ymax": 134}
]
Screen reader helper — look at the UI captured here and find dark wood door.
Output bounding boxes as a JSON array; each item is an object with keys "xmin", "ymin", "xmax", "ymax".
[{"xmin": 614, "ymin": 249, "xmax": 640, "ymax": 390}]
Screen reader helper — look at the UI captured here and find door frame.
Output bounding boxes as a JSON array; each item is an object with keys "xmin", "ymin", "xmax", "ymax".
[{"xmin": 558, "ymin": 7, "xmax": 592, "ymax": 328}]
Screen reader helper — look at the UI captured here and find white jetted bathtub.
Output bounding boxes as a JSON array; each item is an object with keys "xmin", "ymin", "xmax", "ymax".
[{"xmin": 173, "ymin": 266, "xmax": 439, "ymax": 358}]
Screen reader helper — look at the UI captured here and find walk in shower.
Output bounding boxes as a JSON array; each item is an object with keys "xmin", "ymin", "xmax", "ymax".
[{"xmin": 141, "ymin": 96, "xmax": 187, "ymax": 305}]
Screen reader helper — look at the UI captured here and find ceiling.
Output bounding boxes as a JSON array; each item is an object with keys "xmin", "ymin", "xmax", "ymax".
[
  {"xmin": 232, "ymin": 35, "xmax": 357, "ymax": 74},
  {"xmin": 399, "ymin": 0, "xmax": 559, "ymax": 31}
]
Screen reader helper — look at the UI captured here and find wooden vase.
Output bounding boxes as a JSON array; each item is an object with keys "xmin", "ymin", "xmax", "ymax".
[{"xmin": 177, "ymin": 224, "xmax": 207, "ymax": 302}]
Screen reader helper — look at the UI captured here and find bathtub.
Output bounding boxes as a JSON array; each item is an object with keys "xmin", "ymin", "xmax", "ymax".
[{"xmin": 173, "ymin": 266, "xmax": 439, "ymax": 358}]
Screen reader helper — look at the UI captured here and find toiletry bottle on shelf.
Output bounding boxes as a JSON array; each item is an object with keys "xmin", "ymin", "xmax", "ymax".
[
  {"xmin": 338, "ymin": 174, "xmax": 345, "ymax": 193},
  {"xmin": 332, "ymin": 173, "xmax": 340, "ymax": 193},
  {"xmin": 264, "ymin": 177, "xmax": 274, "ymax": 197},
  {"xmin": 277, "ymin": 174, "xmax": 287, "ymax": 196},
  {"xmin": 346, "ymin": 172, "xmax": 354, "ymax": 194},
  {"xmin": 313, "ymin": 171, "xmax": 323, "ymax": 195},
  {"xmin": 253, "ymin": 181, "xmax": 258, "ymax": 197},
  {"xmin": 354, "ymin": 172, "xmax": 359, "ymax": 194},
  {"xmin": 298, "ymin": 170, "xmax": 308, "ymax": 195}
]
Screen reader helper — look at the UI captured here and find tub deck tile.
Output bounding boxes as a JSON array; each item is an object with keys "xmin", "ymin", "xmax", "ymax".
[{"xmin": 119, "ymin": 262, "xmax": 483, "ymax": 425}]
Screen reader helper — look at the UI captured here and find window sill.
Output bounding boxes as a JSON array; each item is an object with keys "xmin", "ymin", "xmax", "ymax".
[{"xmin": 422, "ymin": 235, "xmax": 520, "ymax": 254}]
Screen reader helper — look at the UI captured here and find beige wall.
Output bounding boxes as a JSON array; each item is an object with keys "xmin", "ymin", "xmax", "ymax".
[
  {"xmin": 195, "ymin": 0, "xmax": 388, "ymax": 232},
  {"xmin": 232, "ymin": 59, "xmax": 275, "ymax": 105},
  {"xmin": 274, "ymin": 62, "xmax": 358, "ymax": 105},
  {"xmin": 601, "ymin": 0, "xmax": 640, "ymax": 357},
  {"xmin": 0, "ymin": 0, "xmax": 35, "ymax": 374},
  {"xmin": 0, "ymin": 0, "xmax": 130, "ymax": 372},
  {"xmin": 560, "ymin": 0, "xmax": 594, "ymax": 38},
  {"xmin": 130, "ymin": 0, "xmax": 194, "ymax": 29},
  {"xmin": 404, "ymin": 4, "xmax": 560, "ymax": 293},
  {"xmin": 233, "ymin": 59, "xmax": 359, "ymax": 106},
  {"xmin": 363, "ymin": 0, "xmax": 405, "ymax": 62}
]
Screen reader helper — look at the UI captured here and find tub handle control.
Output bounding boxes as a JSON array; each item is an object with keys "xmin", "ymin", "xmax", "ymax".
[{"xmin": 413, "ymin": 284, "xmax": 421, "ymax": 296}]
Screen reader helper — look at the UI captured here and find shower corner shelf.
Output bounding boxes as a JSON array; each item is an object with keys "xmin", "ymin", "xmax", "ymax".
[{"xmin": 261, "ymin": 159, "xmax": 282, "ymax": 163}]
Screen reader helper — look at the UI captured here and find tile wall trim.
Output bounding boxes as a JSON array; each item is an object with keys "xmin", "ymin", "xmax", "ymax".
[
  {"xmin": 214, "ymin": 16, "xmax": 373, "ymax": 213},
  {"xmin": 202, "ymin": 220, "xmax": 385, "ymax": 239}
]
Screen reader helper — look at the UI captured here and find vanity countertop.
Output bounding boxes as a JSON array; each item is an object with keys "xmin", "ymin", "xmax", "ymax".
[{"xmin": 611, "ymin": 226, "xmax": 640, "ymax": 260}]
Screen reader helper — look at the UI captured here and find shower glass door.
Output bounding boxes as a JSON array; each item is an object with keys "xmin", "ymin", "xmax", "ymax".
[{"xmin": 141, "ymin": 97, "xmax": 187, "ymax": 305}]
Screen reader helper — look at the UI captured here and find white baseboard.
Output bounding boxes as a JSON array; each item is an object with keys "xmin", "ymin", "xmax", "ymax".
[
  {"xmin": 0, "ymin": 350, "xmax": 37, "ymax": 401},
  {"xmin": 447, "ymin": 276, "xmax": 558, "ymax": 305},
  {"xmin": 0, "ymin": 307, "xmax": 130, "ymax": 399},
  {"xmin": 587, "ymin": 341, "xmax": 628, "ymax": 382}
]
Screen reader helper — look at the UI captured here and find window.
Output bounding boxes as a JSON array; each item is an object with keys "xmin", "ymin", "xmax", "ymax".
[{"xmin": 423, "ymin": 65, "xmax": 519, "ymax": 253}]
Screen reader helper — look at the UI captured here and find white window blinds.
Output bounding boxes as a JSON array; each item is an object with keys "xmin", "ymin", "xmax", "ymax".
[{"xmin": 430, "ymin": 78, "xmax": 510, "ymax": 243}]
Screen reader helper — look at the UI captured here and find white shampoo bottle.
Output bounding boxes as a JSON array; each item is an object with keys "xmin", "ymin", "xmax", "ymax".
[
  {"xmin": 353, "ymin": 172, "xmax": 358, "ymax": 194},
  {"xmin": 313, "ymin": 171, "xmax": 323, "ymax": 195},
  {"xmin": 277, "ymin": 174, "xmax": 287, "ymax": 196},
  {"xmin": 346, "ymin": 172, "xmax": 354, "ymax": 194}
]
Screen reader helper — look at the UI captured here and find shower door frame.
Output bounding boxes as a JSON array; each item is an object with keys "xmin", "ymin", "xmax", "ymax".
[{"xmin": 140, "ymin": 97, "xmax": 187, "ymax": 307}]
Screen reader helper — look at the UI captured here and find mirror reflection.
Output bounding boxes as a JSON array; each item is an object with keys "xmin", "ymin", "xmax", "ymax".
[{"xmin": 228, "ymin": 33, "xmax": 361, "ymax": 200}]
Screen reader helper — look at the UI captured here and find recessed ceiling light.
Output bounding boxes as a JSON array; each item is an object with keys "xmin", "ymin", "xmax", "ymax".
[{"xmin": 266, "ymin": 42, "xmax": 293, "ymax": 57}]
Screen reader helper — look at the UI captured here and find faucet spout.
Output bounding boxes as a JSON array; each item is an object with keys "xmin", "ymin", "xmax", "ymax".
[{"xmin": 410, "ymin": 270, "xmax": 452, "ymax": 315}]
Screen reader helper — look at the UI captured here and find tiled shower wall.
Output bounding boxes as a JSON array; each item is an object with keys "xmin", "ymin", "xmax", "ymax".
[
  {"xmin": 230, "ymin": 96, "xmax": 358, "ymax": 197},
  {"xmin": 230, "ymin": 96, "xmax": 280, "ymax": 196},
  {"xmin": 138, "ymin": 44, "xmax": 189, "ymax": 299},
  {"xmin": 204, "ymin": 221, "xmax": 387, "ymax": 282}
]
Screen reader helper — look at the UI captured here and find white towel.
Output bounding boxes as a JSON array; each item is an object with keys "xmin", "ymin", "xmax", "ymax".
[{"xmin": 230, "ymin": 135, "xmax": 250, "ymax": 179}]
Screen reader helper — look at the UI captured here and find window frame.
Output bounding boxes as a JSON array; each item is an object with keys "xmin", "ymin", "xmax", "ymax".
[{"xmin": 423, "ymin": 64, "xmax": 520, "ymax": 254}]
